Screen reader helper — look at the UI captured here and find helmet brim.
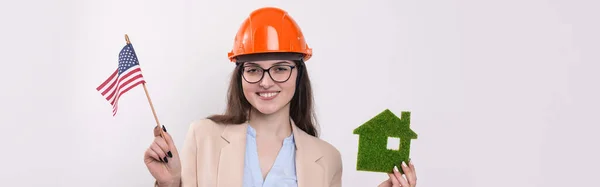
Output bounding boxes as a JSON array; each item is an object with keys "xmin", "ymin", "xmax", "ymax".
[{"xmin": 234, "ymin": 52, "xmax": 305, "ymax": 63}]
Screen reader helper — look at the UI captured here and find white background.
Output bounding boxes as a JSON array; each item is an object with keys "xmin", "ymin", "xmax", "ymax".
[{"xmin": 1, "ymin": 0, "xmax": 599, "ymax": 186}]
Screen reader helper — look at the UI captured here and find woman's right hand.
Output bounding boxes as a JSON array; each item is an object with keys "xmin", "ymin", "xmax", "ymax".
[{"xmin": 144, "ymin": 125, "xmax": 182, "ymax": 187}]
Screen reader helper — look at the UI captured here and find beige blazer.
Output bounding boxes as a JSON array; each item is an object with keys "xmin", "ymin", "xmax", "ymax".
[{"xmin": 173, "ymin": 118, "xmax": 343, "ymax": 187}]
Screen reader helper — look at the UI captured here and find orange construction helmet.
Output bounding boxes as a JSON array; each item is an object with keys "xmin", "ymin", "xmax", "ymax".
[{"xmin": 227, "ymin": 7, "xmax": 312, "ymax": 63}]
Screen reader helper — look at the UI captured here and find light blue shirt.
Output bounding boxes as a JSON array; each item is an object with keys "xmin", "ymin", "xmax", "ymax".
[{"xmin": 242, "ymin": 125, "xmax": 298, "ymax": 187}]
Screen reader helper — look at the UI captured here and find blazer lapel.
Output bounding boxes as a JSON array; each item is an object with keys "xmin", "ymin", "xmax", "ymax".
[
  {"xmin": 292, "ymin": 120, "xmax": 325, "ymax": 187},
  {"xmin": 217, "ymin": 123, "xmax": 247, "ymax": 187}
]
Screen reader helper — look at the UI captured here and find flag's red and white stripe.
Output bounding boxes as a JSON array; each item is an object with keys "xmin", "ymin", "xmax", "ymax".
[{"xmin": 96, "ymin": 65, "xmax": 146, "ymax": 116}]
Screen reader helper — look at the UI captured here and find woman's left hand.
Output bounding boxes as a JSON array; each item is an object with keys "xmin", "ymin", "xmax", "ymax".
[{"xmin": 377, "ymin": 160, "xmax": 417, "ymax": 187}]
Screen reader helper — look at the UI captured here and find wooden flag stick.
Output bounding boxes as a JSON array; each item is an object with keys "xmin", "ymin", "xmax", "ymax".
[
  {"xmin": 125, "ymin": 34, "xmax": 130, "ymax": 44},
  {"xmin": 125, "ymin": 34, "xmax": 165, "ymax": 138}
]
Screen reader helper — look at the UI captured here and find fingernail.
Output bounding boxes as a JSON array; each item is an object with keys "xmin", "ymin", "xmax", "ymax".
[
  {"xmin": 164, "ymin": 156, "xmax": 168, "ymax": 163},
  {"xmin": 409, "ymin": 158, "xmax": 414, "ymax": 166},
  {"xmin": 402, "ymin": 161, "xmax": 408, "ymax": 167},
  {"xmin": 162, "ymin": 125, "xmax": 167, "ymax": 132},
  {"xmin": 167, "ymin": 151, "xmax": 173, "ymax": 158},
  {"xmin": 393, "ymin": 165, "xmax": 399, "ymax": 172},
  {"xmin": 159, "ymin": 157, "xmax": 163, "ymax": 162}
]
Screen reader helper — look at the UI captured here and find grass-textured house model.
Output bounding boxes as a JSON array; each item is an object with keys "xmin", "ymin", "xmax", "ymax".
[{"xmin": 353, "ymin": 109, "xmax": 418, "ymax": 174}]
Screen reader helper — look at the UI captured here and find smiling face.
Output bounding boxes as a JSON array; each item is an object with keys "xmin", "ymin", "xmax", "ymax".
[{"xmin": 240, "ymin": 60, "xmax": 298, "ymax": 115}]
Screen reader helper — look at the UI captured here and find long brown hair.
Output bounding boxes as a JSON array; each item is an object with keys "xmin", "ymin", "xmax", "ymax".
[{"xmin": 207, "ymin": 54, "xmax": 319, "ymax": 137}]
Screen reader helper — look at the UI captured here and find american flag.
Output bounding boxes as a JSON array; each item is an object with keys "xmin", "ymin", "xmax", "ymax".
[{"xmin": 96, "ymin": 43, "xmax": 146, "ymax": 116}]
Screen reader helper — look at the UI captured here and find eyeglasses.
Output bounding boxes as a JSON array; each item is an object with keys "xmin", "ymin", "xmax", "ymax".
[{"xmin": 241, "ymin": 65, "xmax": 296, "ymax": 84}]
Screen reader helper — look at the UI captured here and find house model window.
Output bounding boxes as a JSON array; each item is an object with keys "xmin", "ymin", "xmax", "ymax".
[{"xmin": 387, "ymin": 137, "xmax": 401, "ymax": 150}]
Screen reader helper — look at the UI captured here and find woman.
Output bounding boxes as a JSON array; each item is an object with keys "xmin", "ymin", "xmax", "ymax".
[{"xmin": 143, "ymin": 7, "xmax": 417, "ymax": 187}]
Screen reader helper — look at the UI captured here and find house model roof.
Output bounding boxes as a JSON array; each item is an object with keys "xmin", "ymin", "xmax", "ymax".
[{"xmin": 353, "ymin": 109, "xmax": 417, "ymax": 139}]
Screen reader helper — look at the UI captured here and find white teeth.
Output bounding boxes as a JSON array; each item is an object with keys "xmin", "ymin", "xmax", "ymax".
[{"xmin": 259, "ymin": 92, "xmax": 278, "ymax": 98}]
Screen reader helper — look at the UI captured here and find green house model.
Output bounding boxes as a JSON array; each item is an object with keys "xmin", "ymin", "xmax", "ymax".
[{"xmin": 353, "ymin": 109, "xmax": 418, "ymax": 174}]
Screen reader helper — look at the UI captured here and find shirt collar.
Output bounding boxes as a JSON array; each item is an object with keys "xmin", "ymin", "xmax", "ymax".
[{"xmin": 246, "ymin": 124, "xmax": 295, "ymax": 145}]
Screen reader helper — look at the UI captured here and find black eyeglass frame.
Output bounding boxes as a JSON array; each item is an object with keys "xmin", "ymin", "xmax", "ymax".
[{"xmin": 240, "ymin": 64, "xmax": 297, "ymax": 84}]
